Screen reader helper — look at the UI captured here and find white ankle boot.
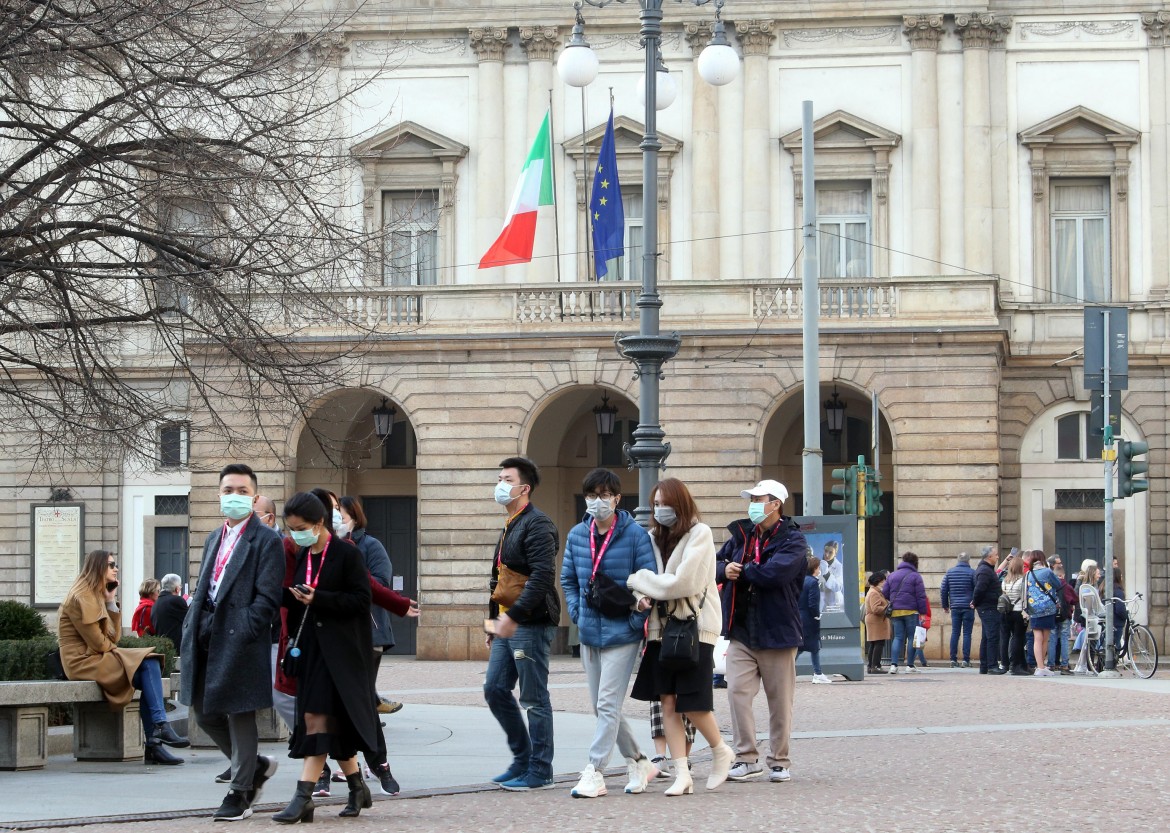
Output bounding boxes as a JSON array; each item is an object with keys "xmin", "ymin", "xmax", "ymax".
[
  {"xmin": 664, "ymin": 758, "xmax": 693, "ymax": 796},
  {"xmin": 707, "ymin": 742, "xmax": 733, "ymax": 790}
]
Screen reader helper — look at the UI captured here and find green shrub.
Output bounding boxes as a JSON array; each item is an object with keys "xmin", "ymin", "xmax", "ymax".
[
  {"xmin": 0, "ymin": 601, "xmax": 50, "ymax": 640},
  {"xmin": 0, "ymin": 637, "xmax": 59, "ymax": 680},
  {"xmin": 118, "ymin": 635, "xmax": 177, "ymax": 677}
]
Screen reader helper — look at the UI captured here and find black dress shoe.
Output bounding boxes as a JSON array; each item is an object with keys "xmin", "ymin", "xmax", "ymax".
[{"xmin": 988, "ymin": 668, "xmax": 1007, "ymax": 675}]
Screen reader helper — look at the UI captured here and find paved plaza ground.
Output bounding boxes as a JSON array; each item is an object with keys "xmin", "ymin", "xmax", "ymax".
[{"xmin": 3, "ymin": 656, "xmax": 1167, "ymax": 832}]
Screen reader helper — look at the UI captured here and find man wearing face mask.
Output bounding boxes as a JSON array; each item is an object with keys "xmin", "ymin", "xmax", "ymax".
[
  {"xmin": 484, "ymin": 456, "xmax": 560, "ymax": 792},
  {"xmin": 559, "ymin": 468, "xmax": 657, "ymax": 798},
  {"xmin": 180, "ymin": 464, "xmax": 285, "ymax": 821},
  {"xmin": 715, "ymin": 479, "xmax": 808, "ymax": 785}
]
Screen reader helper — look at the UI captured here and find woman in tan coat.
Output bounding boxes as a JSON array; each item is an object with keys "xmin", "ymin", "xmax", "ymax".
[
  {"xmin": 58, "ymin": 549, "xmax": 188, "ymax": 766},
  {"xmin": 864, "ymin": 571, "xmax": 891, "ymax": 673}
]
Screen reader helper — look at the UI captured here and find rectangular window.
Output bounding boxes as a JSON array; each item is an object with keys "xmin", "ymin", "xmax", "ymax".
[
  {"xmin": 1051, "ymin": 180, "xmax": 1109, "ymax": 302},
  {"xmin": 381, "ymin": 420, "xmax": 417, "ymax": 468},
  {"xmin": 816, "ymin": 181, "xmax": 871, "ymax": 279},
  {"xmin": 609, "ymin": 188, "xmax": 642, "ymax": 283},
  {"xmin": 154, "ymin": 495, "xmax": 190, "ymax": 516},
  {"xmin": 382, "ymin": 190, "xmax": 439, "ymax": 287},
  {"xmin": 159, "ymin": 423, "xmax": 189, "ymax": 469},
  {"xmin": 599, "ymin": 419, "xmax": 636, "ymax": 467},
  {"xmin": 1056, "ymin": 413, "xmax": 1081, "ymax": 460}
]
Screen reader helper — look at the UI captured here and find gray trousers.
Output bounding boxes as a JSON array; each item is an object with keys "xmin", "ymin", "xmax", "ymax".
[
  {"xmin": 194, "ymin": 697, "xmax": 259, "ymax": 793},
  {"xmin": 580, "ymin": 641, "xmax": 643, "ymax": 769}
]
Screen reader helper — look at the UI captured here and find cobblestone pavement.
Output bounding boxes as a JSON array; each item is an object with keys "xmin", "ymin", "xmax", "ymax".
[{"xmin": 6, "ymin": 657, "xmax": 1167, "ymax": 832}]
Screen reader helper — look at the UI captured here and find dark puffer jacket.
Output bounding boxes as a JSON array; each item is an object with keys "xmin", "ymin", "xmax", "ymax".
[
  {"xmin": 489, "ymin": 503, "xmax": 561, "ymax": 627},
  {"xmin": 715, "ymin": 516, "xmax": 808, "ymax": 650}
]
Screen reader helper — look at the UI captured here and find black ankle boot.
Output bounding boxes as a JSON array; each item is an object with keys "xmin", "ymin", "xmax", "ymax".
[
  {"xmin": 155, "ymin": 721, "xmax": 190, "ymax": 748},
  {"xmin": 338, "ymin": 771, "xmax": 372, "ymax": 818},
  {"xmin": 144, "ymin": 738, "xmax": 184, "ymax": 766},
  {"xmin": 273, "ymin": 781, "xmax": 315, "ymax": 825}
]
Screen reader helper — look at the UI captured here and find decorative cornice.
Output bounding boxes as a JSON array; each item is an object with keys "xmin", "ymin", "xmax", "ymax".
[
  {"xmin": 955, "ymin": 13, "xmax": 1012, "ymax": 49},
  {"xmin": 469, "ymin": 27, "xmax": 508, "ymax": 62},
  {"xmin": 352, "ymin": 38, "xmax": 467, "ymax": 60},
  {"xmin": 1142, "ymin": 11, "xmax": 1170, "ymax": 47},
  {"xmin": 519, "ymin": 26, "xmax": 559, "ymax": 62},
  {"xmin": 735, "ymin": 20, "xmax": 776, "ymax": 57},
  {"xmin": 903, "ymin": 14, "xmax": 944, "ymax": 51},
  {"xmin": 782, "ymin": 26, "xmax": 899, "ymax": 48},
  {"xmin": 1018, "ymin": 20, "xmax": 1133, "ymax": 41},
  {"xmin": 684, "ymin": 21, "xmax": 715, "ymax": 57}
]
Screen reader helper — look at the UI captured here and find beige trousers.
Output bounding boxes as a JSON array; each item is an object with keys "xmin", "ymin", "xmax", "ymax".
[{"xmin": 726, "ymin": 640, "xmax": 796, "ymax": 769}]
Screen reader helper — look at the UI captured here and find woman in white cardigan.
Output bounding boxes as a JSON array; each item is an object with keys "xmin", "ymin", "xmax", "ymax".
[{"xmin": 627, "ymin": 478, "xmax": 733, "ymax": 796}]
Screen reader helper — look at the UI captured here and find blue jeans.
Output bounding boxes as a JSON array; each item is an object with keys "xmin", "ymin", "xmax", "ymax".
[
  {"xmin": 798, "ymin": 647, "xmax": 823, "ymax": 675},
  {"xmin": 890, "ymin": 614, "xmax": 919, "ymax": 667},
  {"xmin": 483, "ymin": 625, "xmax": 555, "ymax": 780},
  {"xmin": 132, "ymin": 657, "xmax": 167, "ymax": 728},
  {"xmin": 949, "ymin": 607, "xmax": 975, "ymax": 662},
  {"xmin": 1048, "ymin": 619, "xmax": 1071, "ymax": 667}
]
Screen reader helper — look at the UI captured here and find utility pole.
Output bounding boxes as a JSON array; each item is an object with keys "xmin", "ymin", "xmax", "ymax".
[{"xmin": 801, "ymin": 100, "xmax": 823, "ymax": 515}]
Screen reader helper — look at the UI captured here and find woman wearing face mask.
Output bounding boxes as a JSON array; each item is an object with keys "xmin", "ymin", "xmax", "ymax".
[
  {"xmin": 273, "ymin": 492, "xmax": 380, "ymax": 824},
  {"xmin": 559, "ymin": 468, "xmax": 658, "ymax": 798},
  {"xmin": 626, "ymin": 478, "xmax": 732, "ymax": 797}
]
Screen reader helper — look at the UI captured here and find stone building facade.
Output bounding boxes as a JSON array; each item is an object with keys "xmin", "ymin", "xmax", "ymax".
[{"xmin": 2, "ymin": 2, "xmax": 1167, "ymax": 658}]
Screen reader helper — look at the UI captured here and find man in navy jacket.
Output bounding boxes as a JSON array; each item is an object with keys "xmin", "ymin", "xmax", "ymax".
[
  {"xmin": 940, "ymin": 551, "xmax": 977, "ymax": 667},
  {"xmin": 715, "ymin": 479, "xmax": 807, "ymax": 785}
]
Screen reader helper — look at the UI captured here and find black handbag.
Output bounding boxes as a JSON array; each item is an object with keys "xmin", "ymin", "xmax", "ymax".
[
  {"xmin": 281, "ymin": 611, "xmax": 310, "ymax": 678},
  {"xmin": 586, "ymin": 572, "xmax": 638, "ymax": 618},
  {"xmin": 44, "ymin": 648, "xmax": 67, "ymax": 681},
  {"xmin": 658, "ymin": 590, "xmax": 707, "ymax": 671}
]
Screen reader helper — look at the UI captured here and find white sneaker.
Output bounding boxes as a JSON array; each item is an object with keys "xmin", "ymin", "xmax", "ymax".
[
  {"xmin": 727, "ymin": 761, "xmax": 764, "ymax": 781},
  {"xmin": 812, "ymin": 673, "xmax": 832, "ymax": 684},
  {"xmin": 905, "ymin": 665, "xmax": 919, "ymax": 673},
  {"xmin": 769, "ymin": 766, "xmax": 791, "ymax": 783},
  {"xmin": 624, "ymin": 756, "xmax": 653, "ymax": 794},
  {"xmin": 887, "ymin": 665, "xmax": 898, "ymax": 675},
  {"xmin": 570, "ymin": 764, "xmax": 606, "ymax": 798},
  {"xmin": 649, "ymin": 755, "xmax": 671, "ymax": 779}
]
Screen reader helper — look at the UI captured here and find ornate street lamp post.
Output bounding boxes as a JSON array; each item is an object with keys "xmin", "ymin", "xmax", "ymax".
[{"xmin": 558, "ymin": 0, "xmax": 738, "ymax": 525}]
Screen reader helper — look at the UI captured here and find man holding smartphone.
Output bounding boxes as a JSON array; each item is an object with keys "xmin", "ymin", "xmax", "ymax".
[{"xmin": 180, "ymin": 464, "xmax": 285, "ymax": 821}]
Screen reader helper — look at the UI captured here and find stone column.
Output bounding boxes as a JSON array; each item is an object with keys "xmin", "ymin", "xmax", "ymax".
[
  {"xmin": 1143, "ymin": 12, "xmax": 1170, "ymax": 297},
  {"xmin": 904, "ymin": 15, "xmax": 943, "ymax": 274},
  {"xmin": 470, "ymin": 27, "xmax": 508, "ymax": 284},
  {"xmin": 955, "ymin": 14, "xmax": 1010, "ymax": 276},
  {"xmin": 686, "ymin": 22, "xmax": 721, "ymax": 280},
  {"xmin": 521, "ymin": 26, "xmax": 559, "ymax": 281},
  {"xmin": 736, "ymin": 20, "xmax": 774, "ymax": 280}
]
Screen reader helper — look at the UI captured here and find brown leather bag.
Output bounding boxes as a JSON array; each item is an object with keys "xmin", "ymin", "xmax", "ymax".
[{"xmin": 491, "ymin": 563, "xmax": 528, "ymax": 607}]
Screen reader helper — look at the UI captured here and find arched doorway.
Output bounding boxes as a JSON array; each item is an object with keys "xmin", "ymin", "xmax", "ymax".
[
  {"xmin": 762, "ymin": 383, "xmax": 896, "ymax": 574},
  {"xmin": 293, "ymin": 388, "xmax": 420, "ymax": 654},
  {"xmin": 523, "ymin": 384, "xmax": 638, "ymax": 651}
]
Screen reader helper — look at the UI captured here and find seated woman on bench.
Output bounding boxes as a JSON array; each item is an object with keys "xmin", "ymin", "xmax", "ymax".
[{"xmin": 57, "ymin": 549, "xmax": 189, "ymax": 766}]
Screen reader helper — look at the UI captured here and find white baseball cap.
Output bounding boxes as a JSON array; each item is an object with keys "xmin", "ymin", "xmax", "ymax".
[{"xmin": 740, "ymin": 479, "xmax": 789, "ymax": 502}]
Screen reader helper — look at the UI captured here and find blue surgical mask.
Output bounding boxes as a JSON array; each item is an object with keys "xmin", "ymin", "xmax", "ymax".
[
  {"xmin": 747, "ymin": 502, "xmax": 769, "ymax": 525},
  {"xmin": 585, "ymin": 497, "xmax": 615, "ymax": 522},
  {"xmin": 220, "ymin": 493, "xmax": 253, "ymax": 520},
  {"xmin": 494, "ymin": 481, "xmax": 516, "ymax": 505},
  {"xmin": 653, "ymin": 506, "xmax": 677, "ymax": 527},
  {"xmin": 332, "ymin": 509, "xmax": 343, "ymax": 529},
  {"xmin": 289, "ymin": 528, "xmax": 319, "ymax": 547}
]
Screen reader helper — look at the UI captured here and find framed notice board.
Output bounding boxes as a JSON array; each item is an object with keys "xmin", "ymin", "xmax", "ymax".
[{"xmin": 30, "ymin": 503, "xmax": 86, "ymax": 608}]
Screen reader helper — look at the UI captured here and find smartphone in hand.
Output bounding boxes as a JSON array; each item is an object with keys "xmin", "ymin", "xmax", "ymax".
[{"xmin": 106, "ymin": 581, "xmax": 119, "ymax": 592}]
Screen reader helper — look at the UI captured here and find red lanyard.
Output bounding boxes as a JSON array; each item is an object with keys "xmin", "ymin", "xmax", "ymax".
[
  {"xmin": 588, "ymin": 519, "xmax": 618, "ymax": 580},
  {"xmin": 304, "ymin": 536, "xmax": 332, "ymax": 588},
  {"xmin": 746, "ymin": 525, "xmax": 779, "ymax": 564},
  {"xmin": 213, "ymin": 516, "xmax": 250, "ymax": 583},
  {"xmin": 496, "ymin": 505, "xmax": 528, "ymax": 567}
]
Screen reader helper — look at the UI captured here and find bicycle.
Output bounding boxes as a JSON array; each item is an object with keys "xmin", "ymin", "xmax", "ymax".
[{"xmin": 1082, "ymin": 593, "xmax": 1160, "ymax": 679}]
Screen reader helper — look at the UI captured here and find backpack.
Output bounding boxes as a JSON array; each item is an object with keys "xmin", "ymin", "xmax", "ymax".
[
  {"xmin": 1025, "ymin": 571, "xmax": 1058, "ymax": 618},
  {"xmin": 1055, "ymin": 583, "xmax": 1074, "ymax": 622}
]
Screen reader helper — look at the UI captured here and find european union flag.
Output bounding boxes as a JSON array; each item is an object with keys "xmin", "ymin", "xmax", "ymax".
[{"xmin": 590, "ymin": 109, "xmax": 624, "ymax": 279}]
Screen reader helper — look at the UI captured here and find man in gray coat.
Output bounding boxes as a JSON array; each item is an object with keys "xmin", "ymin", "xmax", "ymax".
[{"xmin": 180, "ymin": 463, "xmax": 285, "ymax": 821}]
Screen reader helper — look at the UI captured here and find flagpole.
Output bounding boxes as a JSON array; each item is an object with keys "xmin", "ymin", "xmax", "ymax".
[
  {"xmin": 580, "ymin": 84, "xmax": 593, "ymax": 290},
  {"xmin": 547, "ymin": 93, "xmax": 564, "ymax": 287}
]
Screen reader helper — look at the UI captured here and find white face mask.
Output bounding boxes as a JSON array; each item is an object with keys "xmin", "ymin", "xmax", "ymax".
[
  {"xmin": 336, "ymin": 521, "xmax": 350, "ymax": 538},
  {"xmin": 332, "ymin": 509, "xmax": 343, "ymax": 529},
  {"xmin": 585, "ymin": 497, "xmax": 615, "ymax": 522},
  {"xmin": 494, "ymin": 481, "xmax": 516, "ymax": 505},
  {"xmin": 653, "ymin": 506, "xmax": 677, "ymax": 527}
]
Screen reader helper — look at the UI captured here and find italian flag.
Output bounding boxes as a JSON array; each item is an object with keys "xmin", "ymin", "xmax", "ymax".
[{"xmin": 479, "ymin": 111, "xmax": 554, "ymax": 268}]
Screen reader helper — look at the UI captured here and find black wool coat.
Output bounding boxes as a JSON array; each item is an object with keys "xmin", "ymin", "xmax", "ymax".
[{"xmin": 286, "ymin": 536, "xmax": 379, "ymax": 753}]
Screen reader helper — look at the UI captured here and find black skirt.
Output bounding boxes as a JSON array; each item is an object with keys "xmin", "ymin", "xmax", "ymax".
[
  {"xmin": 288, "ymin": 616, "xmax": 374, "ymax": 761},
  {"xmin": 631, "ymin": 639, "xmax": 715, "ymax": 713}
]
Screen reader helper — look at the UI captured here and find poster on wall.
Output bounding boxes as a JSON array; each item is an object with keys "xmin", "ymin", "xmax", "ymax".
[{"xmin": 31, "ymin": 503, "xmax": 85, "ymax": 608}]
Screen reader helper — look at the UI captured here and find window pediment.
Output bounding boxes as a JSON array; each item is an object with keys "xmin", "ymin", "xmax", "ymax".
[
  {"xmin": 563, "ymin": 115, "xmax": 681, "ymax": 161},
  {"xmin": 1019, "ymin": 106, "xmax": 1139, "ymax": 149},
  {"xmin": 779, "ymin": 110, "xmax": 901, "ymax": 153},
  {"xmin": 351, "ymin": 121, "xmax": 469, "ymax": 163}
]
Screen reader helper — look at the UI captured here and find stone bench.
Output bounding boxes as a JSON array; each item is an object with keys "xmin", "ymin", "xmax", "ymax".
[
  {"xmin": 0, "ymin": 678, "xmax": 170, "ymax": 771},
  {"xmin": 167, "ymin": 671, "xmax": 288, "ymax": 747}
]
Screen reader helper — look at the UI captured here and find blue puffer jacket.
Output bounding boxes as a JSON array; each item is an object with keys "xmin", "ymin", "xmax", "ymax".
[
  {"xmin": 560, "ymin": 511, "xmax": 656, "ymax": 648},
  {"xmin": 883, "ymin": 561, "xmax": 928, "ymax": 615},
  {"xmin": 715, "ymin": 517, "xmax": 808, "ymax": 650},
  {"xmin": 940, "ymin": 562, "xmax": 976, "ymax": 610}
]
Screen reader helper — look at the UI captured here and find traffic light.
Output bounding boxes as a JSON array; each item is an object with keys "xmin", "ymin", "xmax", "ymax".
[
  {"xmin": 830, "ymin": 466, "xmax": 858, "ymax": 515},
  {"xmin": 864, "ymin": 478, "xmax": 884, "ymax": 517},
  {"xmin": 1118, "ymin": 439, "xmax": 1149, "ymax": 498}
]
